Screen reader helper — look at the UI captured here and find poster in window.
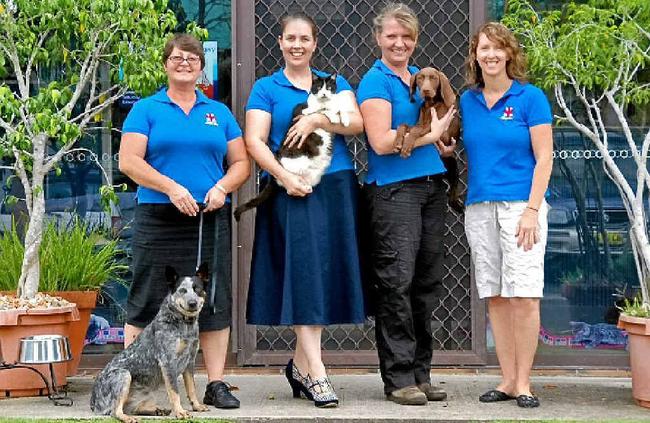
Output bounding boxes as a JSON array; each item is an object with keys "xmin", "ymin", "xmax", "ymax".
[{"xmin": 198, "ymin": 41, "xmax": 218, "ymax": 99}]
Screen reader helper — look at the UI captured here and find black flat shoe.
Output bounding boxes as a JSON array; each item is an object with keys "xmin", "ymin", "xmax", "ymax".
[
  {"xmin": 203, "ymin": 380, "xmax": 240, "ymax": 409},
  {"xmin": 479, "ymin": 389, "xmax": 516, "ymax": 402},
  {"xmin": 516, "ymin": 394, "xmax": 540, "ymax": 408}
]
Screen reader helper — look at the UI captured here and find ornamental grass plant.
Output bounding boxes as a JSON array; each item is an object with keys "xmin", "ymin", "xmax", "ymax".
[{"xmin": 0, "ymin": 218, "xmax": 127, "ymax": 293}]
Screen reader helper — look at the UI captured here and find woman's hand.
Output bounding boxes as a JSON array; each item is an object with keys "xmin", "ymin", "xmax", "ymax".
[
  {"xmin": 284, "ymin": 113, "xmax": 328, "ymax": 149},
  {"xmin": 168, "ymin": 183, "xmax": 199, "ymax": 216},
  {"xmin": 279, "ymin": 171, "xmax": 312, "ymax": 197},
  {"xmin": 435, "ymin": 137, "xmax": 457, "ymax": 158},
  {"xmin": 515, "ymin": 208, "xmax": 540, "ymax": 251},
  {"xmin": 429, "ymin": 106, "xmax": 456, "ymax": 143},
  {"xmin": 203, "ymin": 185, "xmax": 227, "ymax": 212}
]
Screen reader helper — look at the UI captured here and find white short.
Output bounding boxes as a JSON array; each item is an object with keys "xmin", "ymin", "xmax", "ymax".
[{"xmin": 464, "ymin": 200, "xmax": 548, "ymax": 299}]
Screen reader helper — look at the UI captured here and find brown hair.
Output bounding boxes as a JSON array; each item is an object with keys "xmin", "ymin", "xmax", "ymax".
[
  {"xmin": 372, "ymin": 2, "xmax": 419, "ymax": 43},
  {"xmin": 280, "ymin": 13, "xmax": 318, "ymax": 40},
  {"xmin": 163, "ymin": 33, "xmax": 205, "ymax": 69},
  {"xmin": 465, "ymin": 22, "xmax": 527, "ymax": 87}
]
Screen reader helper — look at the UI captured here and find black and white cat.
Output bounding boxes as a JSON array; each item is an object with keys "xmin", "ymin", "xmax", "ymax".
[{"xmin": 234, "ymin": 73, "xmax": 352, "ymax": 221}]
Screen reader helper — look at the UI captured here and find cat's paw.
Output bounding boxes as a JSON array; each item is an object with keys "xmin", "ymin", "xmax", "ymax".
[{"xmin": 340, "ymin": 112, "xmax": 350, "ymax": 127}]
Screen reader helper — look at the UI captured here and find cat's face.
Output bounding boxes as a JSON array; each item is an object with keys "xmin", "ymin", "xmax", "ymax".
[{"xmin": 311, "ymin": 74, "xmax": 337, "ymax": 101}]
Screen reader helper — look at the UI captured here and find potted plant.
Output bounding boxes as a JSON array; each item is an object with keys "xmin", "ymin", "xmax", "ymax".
[
  {"xmin": 617, "ymin": 298, "xmax": 650, "ymax": 407},
  {"xmin": 0, "ymin": 218, "xmax": 127, "ymax": 376},
  {"xmin": 504, "ymin": 0, "xmax": 650, "ymax": 408},
  {"xmin": 0, "ymin": 0, "xmax": 201, "ymax": 397}
]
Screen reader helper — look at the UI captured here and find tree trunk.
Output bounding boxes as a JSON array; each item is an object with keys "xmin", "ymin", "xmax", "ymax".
[
  {"xmin": 630, "ymin": 214, "xmax": 650, "ymax": 304},
  {"xmin": 17, "ymin": 186, "xmax": 45, "ymax": 299}
]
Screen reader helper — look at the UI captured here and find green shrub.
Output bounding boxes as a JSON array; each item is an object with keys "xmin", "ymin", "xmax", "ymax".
[
  {"xmin": 619, "ymin": 296, "xmax": 650, "ymax": 319},
  {"xmin": 0, "ymin": 218, "xmax": 127, "ymax": 292},
  {"xmin": 0, "ymin": 225, "xmax": 24, "ymax": 291}
]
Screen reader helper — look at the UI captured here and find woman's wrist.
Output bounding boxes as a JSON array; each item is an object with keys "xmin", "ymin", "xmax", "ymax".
[
  {"xmin": 312, "ymin": 113, "xmax": 329, "ymax": 128},
  {"xmin": 525, "ymin": 206, "xmax": 539, "ymax": 213},
  {"xmin": 214, "ymin": 182, "xmax": 228, "ymax": 195}
]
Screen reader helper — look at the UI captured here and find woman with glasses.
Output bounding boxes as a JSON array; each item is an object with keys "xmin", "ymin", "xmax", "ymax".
[{"xmin": 118, "ymin": 33, "xmax": 250, "ymax": 409}]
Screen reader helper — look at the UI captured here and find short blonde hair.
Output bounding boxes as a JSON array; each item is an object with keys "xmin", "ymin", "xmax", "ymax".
[
  {"xmin": 465, "ymin": 22, "xmax": 527, "ymax": 87},
  {"xmin": 373, "ymin": 2, "xmax": 419, "ymax": 43}
]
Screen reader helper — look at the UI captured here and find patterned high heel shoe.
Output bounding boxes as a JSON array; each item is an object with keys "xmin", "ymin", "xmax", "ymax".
[
  {"xmin": 284, "ymin": 359, "xmax": 313, "ymax": 400},
  {"xmin": 306, "ymin": 375, "xmax": 339, "ymax": 408}
]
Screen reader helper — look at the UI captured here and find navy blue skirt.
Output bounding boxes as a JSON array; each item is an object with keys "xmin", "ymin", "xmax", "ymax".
[{"xmin": 246, "ymin": 170, "xmax": 366, "ymax": 325}]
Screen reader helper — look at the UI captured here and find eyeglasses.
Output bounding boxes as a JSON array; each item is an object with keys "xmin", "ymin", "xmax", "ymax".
[{"xmin": 168, "ymin": 55, "xmax": 201, "ymax": 66}]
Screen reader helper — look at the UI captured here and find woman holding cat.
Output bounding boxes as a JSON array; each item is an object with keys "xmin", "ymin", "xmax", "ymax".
[
  {"xmin": 357, "ymin": 3, "xmax": 456, "ymax": 406},
  {"xmin": 243, "ymin": 13, "xmax": 366, "ymax": 408}
]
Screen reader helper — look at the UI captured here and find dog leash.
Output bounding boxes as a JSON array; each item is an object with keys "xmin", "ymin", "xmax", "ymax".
[
  {"xmin": 195, "ymin": 205, "xmax": 219, "ymax": 315},
  {"xmin": 195, "ymin": 208, "xmax": 204, "ymax": 272}
]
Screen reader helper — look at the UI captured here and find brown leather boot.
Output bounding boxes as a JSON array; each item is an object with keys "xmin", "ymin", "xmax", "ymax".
[
  {"xmin": 386, "ymin": 386, "xmax": 428, "ymax": 405},
  {"xmin": 417, "ymin": 382, "xmax": 447, "ymax": 401}
]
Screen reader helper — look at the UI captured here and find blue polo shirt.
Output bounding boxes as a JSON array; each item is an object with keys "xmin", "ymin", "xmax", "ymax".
[
  {"xmin": 122, "ymin": 88, "xmax": 242, "ymax": 204},
  {"xmin": 460, "ymin": 80, "xmax": 552, "ymax": 205},
  {"xmin": 245, "ymin": 68, "xmax": 355, "ymax": 174},
  {"xmin": 357, "ymin": 59, "xmax": 446, "ymax": 186}
]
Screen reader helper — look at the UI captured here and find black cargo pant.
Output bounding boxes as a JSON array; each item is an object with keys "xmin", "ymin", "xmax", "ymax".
[{"xmin": 365, "ymin": 176, "xmax": 447, "ymax": 395}]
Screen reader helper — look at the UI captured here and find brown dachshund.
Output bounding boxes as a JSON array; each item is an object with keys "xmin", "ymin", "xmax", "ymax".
[{"xmin": 394, "ymin": 67, "xmax": 463, "ymax": 213}]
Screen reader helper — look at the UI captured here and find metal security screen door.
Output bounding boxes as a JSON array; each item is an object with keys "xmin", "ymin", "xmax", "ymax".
[{"xmin": 233, "ymin": 0, "xmax": 487, "ymax": 366}]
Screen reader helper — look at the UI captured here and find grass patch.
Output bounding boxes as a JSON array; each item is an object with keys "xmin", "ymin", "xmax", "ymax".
[
  {"xmin": 0, "ymin": 420, "xmax": 233, "ymax": 423},
  {"xmin": 492, "ymin": 421, "xmax": 650, "ymax": 423}
]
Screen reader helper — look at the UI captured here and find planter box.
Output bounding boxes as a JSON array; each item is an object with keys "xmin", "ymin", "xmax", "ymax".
[
  {"xmin": 618, "ymin": 314, "xmax": 650, "ymax": 408},
  {"xmin": 1, "ymin": 290, "xmax": 100, "ymax": 376},
  {"xmin": 0, "ymin": 305, "xmax": 79, "ymax": 398},
  {"xmin": 52, "ymin": 291, "xmax": 98, "ymax": 376}
]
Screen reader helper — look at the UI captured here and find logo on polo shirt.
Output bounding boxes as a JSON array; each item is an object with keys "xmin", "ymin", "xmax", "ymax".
[
  {"xmin": 500, "ymin": 106, "xmax": 514, "ymax": 120},
  {"xmin": 205, "ymin": 113, "xmax": 218, "ymax": 126}
]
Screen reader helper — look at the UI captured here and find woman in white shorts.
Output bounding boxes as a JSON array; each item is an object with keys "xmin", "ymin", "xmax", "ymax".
[{"xmin": 459, "ymin": 22, "xmax": 553, "ymax": 408}]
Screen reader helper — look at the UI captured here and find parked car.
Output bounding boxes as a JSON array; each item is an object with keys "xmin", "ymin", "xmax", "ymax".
[
  {"xmin": 547, "ymin": 197, "xmax": 632, "ymax": 255},
  {"xmin": 546, "ymin": 127, "xmax": 645, "ymax": 256}
]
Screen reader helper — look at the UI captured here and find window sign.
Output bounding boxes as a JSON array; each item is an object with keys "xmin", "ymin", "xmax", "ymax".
[{"xmin": 198, "ymin": 41, "xmax": 219, "ymax": 99}]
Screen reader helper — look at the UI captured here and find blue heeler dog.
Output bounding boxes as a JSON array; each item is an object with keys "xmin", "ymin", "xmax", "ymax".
[{"xmin": 90, "ymin": 264, "xmax": 210, "ymax": 423}]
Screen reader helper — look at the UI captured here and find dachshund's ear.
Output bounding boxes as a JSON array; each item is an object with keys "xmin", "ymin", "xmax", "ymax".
[
  {"xmin": 196, "ymin": 262, "xmax": 209, "ymax": 281},
  {"xmin": 409, "ymin": 72, "xmax": 418, "ymax": 103},
  {"xmin": 165, "ymin": 266, "xmax": 178, "ymax": 290},
  {"xmin": 437, "ymin": 70, "xmax": 456, "ymax": 108}
]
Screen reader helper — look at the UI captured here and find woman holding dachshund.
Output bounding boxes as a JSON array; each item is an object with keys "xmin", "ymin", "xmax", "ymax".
[
  {"xmin": 357, "ymin": 2, "xmax": 456, "ymax": 406},
  {"xmin": 461, "ymin": 22, "xmax": 553, "ymax": 408},
  {"xmin": 119, "ymin": 34, "xmax": 249, "ymax": 409}
]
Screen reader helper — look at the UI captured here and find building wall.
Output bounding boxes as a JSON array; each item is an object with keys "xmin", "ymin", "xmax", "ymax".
[{"xmin": 1, "ymin": 0, "xmax": 641, "ymax": 367}]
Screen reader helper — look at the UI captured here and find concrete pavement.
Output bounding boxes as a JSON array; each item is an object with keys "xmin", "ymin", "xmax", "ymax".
[{"xmin": 1, "ymin": 372, "xmax": 648, "ymax": 421}]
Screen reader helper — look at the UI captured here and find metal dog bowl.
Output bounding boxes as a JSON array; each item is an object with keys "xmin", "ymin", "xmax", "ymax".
[{"xmin": 19, "ymin": 335, "xmax": 72, "ymax": 364}]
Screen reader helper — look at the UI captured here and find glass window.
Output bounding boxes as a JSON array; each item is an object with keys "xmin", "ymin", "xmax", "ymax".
[{"xmin": 483, "ymin": 0, "xmax": 648, "ymax": 364}]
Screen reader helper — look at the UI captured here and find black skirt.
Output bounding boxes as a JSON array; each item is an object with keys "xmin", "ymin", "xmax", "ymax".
[{"xmin": 126, "ymin": 203, "xmax": 232, "ymax": 331}]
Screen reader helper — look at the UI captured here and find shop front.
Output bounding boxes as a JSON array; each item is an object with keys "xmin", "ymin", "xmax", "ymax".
[{"xmin": 2, "ymin": 0, "xmax": 644, "ymax": 369}]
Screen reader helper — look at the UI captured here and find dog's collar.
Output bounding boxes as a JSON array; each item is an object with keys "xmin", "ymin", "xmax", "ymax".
[
  {"xmin": 162, "ymin": 300, "xmax": 200, "ymax": 325},
  {"xmin": 181, "ymin": 314, "xmax": 199, "ymax": 324}
]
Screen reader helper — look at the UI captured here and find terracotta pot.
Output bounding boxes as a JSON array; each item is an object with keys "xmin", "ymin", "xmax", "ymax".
[
  {"xmin": 618, "ymin": 314, "xmax": 650, "ymax": 408},
  {"xmin": 0, "ymin": 305, "xmax": 79, "ymax": 398},
  {"xmin": 52, "ymin": 291, "xmax": 99, "ymax": 376}
]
